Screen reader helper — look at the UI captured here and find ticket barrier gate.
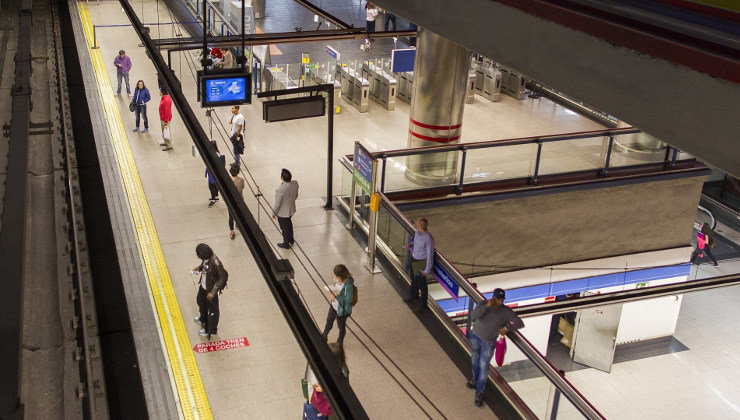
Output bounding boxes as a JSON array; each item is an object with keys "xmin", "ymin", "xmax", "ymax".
[
  {"xmin": 396, "ymin": 71, "xmax": 413, "ymax": 104},
  {"xmin": 265, "ymin": 66, "xmax": 299, "ymax": 94},
  {"xmin": 500, "ymin": 67, "xmax": 526, "ymax": 100},
  {"xmin": 473, "ymin": 64, "xmax": 502, "ymax": 102},
  {"xmin": 334, "ymin": 64, "xmax": 369, "ymax": 113},
  {"xmin": 361, "ymin": 62, "xmax": 397, "ymax": 111},
  {"xmin": 466, "ymin": 68, "xmax": 476, "ymax": 104},
  {"xmin": 308, "ymin": 68, "xmax": 341, "ymax": 114}
]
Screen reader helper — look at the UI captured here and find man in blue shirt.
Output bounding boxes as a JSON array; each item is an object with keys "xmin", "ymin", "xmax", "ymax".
[{"xmin": 403, "ymin": 218, "xmax": 434, "ymax": 313}]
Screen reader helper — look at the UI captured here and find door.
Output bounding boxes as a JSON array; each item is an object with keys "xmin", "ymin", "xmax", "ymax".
[{"xmin": 572, "ymin": 302, "xmax": 622, "ymax": 372}]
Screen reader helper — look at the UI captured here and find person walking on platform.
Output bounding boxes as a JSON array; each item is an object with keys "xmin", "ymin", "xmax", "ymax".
[
  {"xmin": 365, "ymin": 3, "xmax": 378, "ymax": 35},
  {"xmin": 229, "ymin": 105, "xmax": 245, "ymax": 165},
  {"xmin": 158, "ymin": 87, "xmax": 173, "ymax": 150},
  {"xmin": 113, "ymin": 49, "xmax": 131, "ymax": 96},
  {"xmin": 206, "ymin": 141, "xmax": 226, "ymax": 207},
  {"xmin": 466, "ymin": 288, "xmax": 524, "ymax": 407},
  {"xmin": 403, "ymin": 218, "xmax": 434, "ymax": 313},
  {"xmin": 273, "ymin": 168, "xmax": 299, "ymax": 249},
  {"xmin": 691, "ymin": 222, "xmax": 719, "ymax": 266},
  {"xmin": 228, "ymin": 163, "xmax": 245, "ymax": 240},
  {"xmin": 216, "ymin": 49, "xmax": 236, "ymax": 69},
  {"xmin": 193, "ymin": 243, "xmax": 228, "ymax": 338},
  {"xmin": 321, "ymin": 264, "xmax": 354, "ymax": 346},
  {"xmin": 131, "ymin": 80, "xmax": 151, "ymax": 133}
]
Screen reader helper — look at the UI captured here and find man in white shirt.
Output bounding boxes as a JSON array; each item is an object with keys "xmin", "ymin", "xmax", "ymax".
[{"xmin": 229, "ymin": 105, "xmax": 245, "ymax": 165}]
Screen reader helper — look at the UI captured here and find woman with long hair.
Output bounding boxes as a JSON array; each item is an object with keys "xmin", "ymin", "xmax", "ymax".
[{"xmin": 131, "ymin": 80, "xmax": 151, "ymax": 133}]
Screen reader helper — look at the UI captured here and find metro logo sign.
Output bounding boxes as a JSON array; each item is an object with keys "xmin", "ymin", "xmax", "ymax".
[{"xmin": 193, "ymin": 337, "xmax": 249, "ymax": 354}]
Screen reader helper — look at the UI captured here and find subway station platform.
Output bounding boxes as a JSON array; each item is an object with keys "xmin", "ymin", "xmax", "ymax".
[{"xmin": 66, "ymin": 0, "xmax": 740, "ymax": 419}]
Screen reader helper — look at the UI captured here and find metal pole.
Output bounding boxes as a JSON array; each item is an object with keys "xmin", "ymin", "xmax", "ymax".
[
  {"xmin": 602, "ymin": 135, "xmax": 614, "ymax": 177},
  {"xmin": 380, "ymin": 156, "xmax": 387, "ymax": 193},
  {"xmin": 366, "ymin": 159, "xmax": 380, "ymax": 273},
  {"xmin": 92, "ymin": 25, "xmax": 99, "ymax": 49},
  {"xmin": 346, "ymin": 148, "xmax": 357, "ymax": 229},
  {"xmin": 547, "ymin": 370, "xmax": 565, "ymax": 419},
  {"xmin": 201, "ymin": 0, "xmax": 207, "ymax": 60},
  {"xmin": 456, "ymin": 148, "xmax": 467, "ymax": 195},
  {"xmin": 325, "ymin": 86, "xmax": 334, "ymax": 210},
  {"xmin": 532, "ymin": 140, "xmax": 543, "ymax": 185}
]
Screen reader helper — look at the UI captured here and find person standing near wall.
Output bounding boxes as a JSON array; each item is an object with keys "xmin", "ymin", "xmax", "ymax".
[
  {"xmin": 228, "ymin": 163, "xmax": 245, "ymax": 240},
  {"xmin": 466, "ymin": 288, "xmax": 524, "ymax": 407},
  {"xmin": 158, "ymin": 87, "xmax": 173, "ymax": 151},
  {"xmin": 113, "ymin": 49, "xmax": 131, "ymax": 96},
  {"xmin": 403, "ymin": 218, "xmax": 434, "ymax": 313},
  {"xmin": 384, "ymin": 9, "xmax": 396, "ymax": 31}
]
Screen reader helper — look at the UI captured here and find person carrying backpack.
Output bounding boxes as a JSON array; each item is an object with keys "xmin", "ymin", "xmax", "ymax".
[
  {"xmin": 321, "ymin": 264, "xmax": 355, "ymax": 346},
  {"xmin": 192, "ymin": 243, "xmax": 228, "ymax": 338}
]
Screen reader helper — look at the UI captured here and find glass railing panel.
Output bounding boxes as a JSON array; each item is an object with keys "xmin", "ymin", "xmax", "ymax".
[
  {"xmin": 608, "ymin": 132, "xmax": 670, "ymax": 168},
  {"xmin": 463, "ymin": 143, "xmax": 538, "ymax": 183},
  {"xmin": 501, "ymin": 363, "xmax": 585, "ymax": 419},
  {"xmin": 382, "ymin": 151, "xmax": 461, "ymax": 192},
  {"xmin": 538, "ymin": 136, "xmax": 607, "ymax": 176},
  {"xmin": 377, "ymin": 202, "xmax": 413, "ymax": 266}
]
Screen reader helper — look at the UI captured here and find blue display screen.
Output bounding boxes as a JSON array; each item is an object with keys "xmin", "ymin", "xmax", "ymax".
[{"xmin": 205, "ymin": 77, "xmax": 247, "ymax": 103}]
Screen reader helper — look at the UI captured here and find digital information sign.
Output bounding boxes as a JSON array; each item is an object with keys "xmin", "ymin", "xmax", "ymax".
[{"xmin": 199, "ymin": 70, "xmax": 252, "ymax": 107}]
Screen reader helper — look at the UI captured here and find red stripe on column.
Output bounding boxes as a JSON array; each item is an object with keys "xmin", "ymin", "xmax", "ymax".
[
  {"xmin": 410, "ymin": 118, "xmax": 463, "ymax": 131},
  {"xmin": 409, "ymin": 130, "xmax": 461, "ymax": 143}
]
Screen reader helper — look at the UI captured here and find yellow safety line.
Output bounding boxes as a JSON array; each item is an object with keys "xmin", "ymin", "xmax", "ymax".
[{"xmin": 77, "ymin": 3, "xmax": 211, "ymax": 419}]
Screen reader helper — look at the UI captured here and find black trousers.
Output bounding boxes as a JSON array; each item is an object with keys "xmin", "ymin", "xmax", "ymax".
[
  {"xmin": 197, "ymin": 287, "xmax": 220, "ymax": 334},
  {"xmin": 408, "ymin": 258, "xmax": 428, "ymax": 304},
  {"xmin": 691, "ymin": 246, "xmax": 718, "ymax": 265},
  {"xmin": 278, "ymin": 216, "xmax": 294, "ymax": 244},
  {"xmin": 322, "ymin": 306, "xmax": 348, "ymax": 344},
  {"xmin": 134, "ymin": 104, "xmax": 148, "ymax": 129},
  {"xmin": 208, "ymin": 183, "xmax": 219, "ymax": 200}
]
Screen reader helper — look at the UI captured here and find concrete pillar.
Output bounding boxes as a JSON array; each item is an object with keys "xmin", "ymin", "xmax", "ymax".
[{"xmin": 406, "ymin": 28, "xmax": 470, "ymax": 185}]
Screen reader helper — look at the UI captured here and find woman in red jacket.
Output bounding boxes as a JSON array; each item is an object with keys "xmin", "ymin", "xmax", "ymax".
[{"xmin": 159, "ymin": 87, "xmax": 173, "ymax": 151}]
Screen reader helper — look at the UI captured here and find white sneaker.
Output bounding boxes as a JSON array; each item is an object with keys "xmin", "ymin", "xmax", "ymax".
[
  {"xmin": 194, "ymin": 316, "xmax": 203, "ymax": 325},
  {"xmin": 198, "ymin": 329, "xmax": 209, "ymax": 336}
]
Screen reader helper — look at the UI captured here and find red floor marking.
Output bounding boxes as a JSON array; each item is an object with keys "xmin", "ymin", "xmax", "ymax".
[{"xmin": 193, "ymin": 337, "xmax": 249, "ymax": 353}]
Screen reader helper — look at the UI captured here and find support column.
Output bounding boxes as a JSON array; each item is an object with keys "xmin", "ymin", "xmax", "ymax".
[{"xmin": 406, "ymin": 28, "xmax": 470, "ymax": 185}]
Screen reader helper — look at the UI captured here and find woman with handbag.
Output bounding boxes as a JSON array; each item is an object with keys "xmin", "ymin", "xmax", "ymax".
[
  {"xmin": 321, "ymin": 265, "xmax": 354, "ymax": 346},
  {"xmin": 131, "ymin": 80, "xmax": 151, "ymax": 133},
  {"xmin": 691, "ymin": 223, "xmax": 719, "ymax": 266}
]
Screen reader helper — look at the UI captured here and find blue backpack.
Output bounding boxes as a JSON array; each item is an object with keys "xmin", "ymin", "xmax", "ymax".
[{"xmin": 302, "ymin": 402, "xmax": 321, "ymax": 420}]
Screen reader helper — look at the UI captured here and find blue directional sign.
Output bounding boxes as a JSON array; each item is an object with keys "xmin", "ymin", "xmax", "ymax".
[
  {"xmin": 391, "ymin": 48, "xmax": 416, "ymax": 73},
  {"xmin": 326, "ymin": 45, "xmax": 341, "ymax": 60},
  {"xmin": 353, "ymin": 143, "xmax": 373, "ymax": 193},
  {"xmin": 434, "ymin": 262, "xmax": 459, "ymax": 301}
]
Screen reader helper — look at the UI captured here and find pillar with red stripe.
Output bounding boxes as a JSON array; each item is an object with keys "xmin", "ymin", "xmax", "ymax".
[{"xmin": 406, "ymin": 28, "xmax": 470, "ymax": 185}]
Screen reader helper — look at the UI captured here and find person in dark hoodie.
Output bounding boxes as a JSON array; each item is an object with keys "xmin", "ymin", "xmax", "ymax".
[{"xmin": 192, "ymin": 243, "xmax": 228, "ymax": 338}]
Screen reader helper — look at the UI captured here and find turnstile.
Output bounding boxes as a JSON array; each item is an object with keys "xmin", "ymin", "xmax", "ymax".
[
  {"xmin": 265, "ymin": 67, "xmax": 298, "ymax": 92},
  {"xmin": 335, "ymin": 64, "xmax": 369, "ymax": 113},
  {"xmin": 396, "ymin": 71, "xmax": 413, "ymax": 104},
  {"xmin": 474, "ymin": 63, "xmax": 502, "ymax": 102},
  {"xmin": 466, "ymin": 68, "xmax": 476, "ymax": 104},
  {"xmin": 308, "ymin": 68, "xmax": 341, "ymax": 114},
  {"xmin": 500, "ymin": 67, "xmax": 526, "ymax": 100},
  {"xmin": 361, "ymin": 62, "xmax": 397, "ymax": 111}
]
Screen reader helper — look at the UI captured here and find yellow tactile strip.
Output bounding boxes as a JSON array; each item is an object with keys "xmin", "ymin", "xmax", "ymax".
[{"xmin": 77, "ymin": 3, "xmax": 211, "ymax": 419}]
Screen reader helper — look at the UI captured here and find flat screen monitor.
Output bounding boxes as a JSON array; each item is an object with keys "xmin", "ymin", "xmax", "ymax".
[{"xmin": 199, "ymin": 70, "xmax": 251, "ymax": 107}]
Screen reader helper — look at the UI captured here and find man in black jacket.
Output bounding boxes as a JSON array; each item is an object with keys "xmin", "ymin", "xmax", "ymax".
[{"xmin": 193, "ymin": 243, "xmax": 228, "ymax": 338}]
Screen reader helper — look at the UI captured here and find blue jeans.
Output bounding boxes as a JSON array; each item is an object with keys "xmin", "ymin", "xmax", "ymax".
[
  {"xmin": 117, "ymin": 71, "xmax": 130, "ymax": 94},
  {"xmin": 471, "ymin": 331, "xmax": 495, "ymax": 394},
  {"xmin": 135, "ymin": 104, "xmax": 148, "ymax": 129}
]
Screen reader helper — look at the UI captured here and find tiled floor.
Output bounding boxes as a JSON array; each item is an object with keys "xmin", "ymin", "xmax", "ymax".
[{"xmin": 82, "ymin": 1, "xmax": 740, "ymax": 419}]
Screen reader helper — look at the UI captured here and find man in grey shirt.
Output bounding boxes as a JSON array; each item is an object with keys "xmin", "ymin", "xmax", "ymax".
[
  {"xmin": 467, "ymin": 288, "xmax": 524, "ymax": 407},
  {"xmin": 273, "ymin": 168, "xmax": 299, "ymax": 249},
  {"xmin": 403, "ymin": 218, "xmax": 434, "ymax": 313}
]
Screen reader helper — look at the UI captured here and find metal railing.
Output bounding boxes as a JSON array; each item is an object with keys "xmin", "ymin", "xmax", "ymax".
[
  {"xmin": 338, "ymin": 156, "xmax": 605, "ymax": 419},
  {"xmin": 348, "ymin": 128, "xmax": 698, "ymax": 195}
]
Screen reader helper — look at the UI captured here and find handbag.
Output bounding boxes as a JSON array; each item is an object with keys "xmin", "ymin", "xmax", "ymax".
[
  {"xmin": 129, "ymin": 101, "xmax": 136, "ymax": 112},
  {"xmin": 162, "ymin": 127, "xmax": 171, "ymax": 140},
  {"xmin": 494, "ymin": 334, "xmax": 507, "ymax": 367}
]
